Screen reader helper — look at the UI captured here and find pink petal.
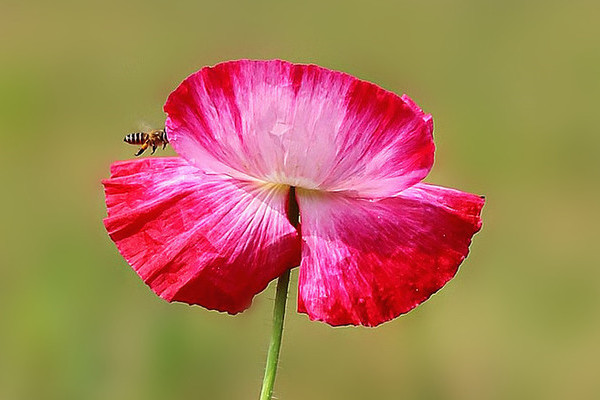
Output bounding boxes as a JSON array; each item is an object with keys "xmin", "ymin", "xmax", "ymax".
[
  {"xmin": 164, "ymin": 60, "xmax": 434, "ymax": 197},
  {"xmin": 103, "ymin": 157, "xmax": 300, "ymax": 314},
  {"xmin": 296, "ymin": 183, "xmax": 485, "ymax": 327}
]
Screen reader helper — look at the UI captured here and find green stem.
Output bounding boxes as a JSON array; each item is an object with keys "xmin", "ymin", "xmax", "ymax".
[
  {"xmin": 259, "ymin": 186, "xmax": 298, "ymax": 400},
  {"xmin": 259, "ymin": 269, "xmax": 291, "ymax": 400}
]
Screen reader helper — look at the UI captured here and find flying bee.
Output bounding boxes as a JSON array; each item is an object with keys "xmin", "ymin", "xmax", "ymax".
[{"xmin": 124, "ymin": 128, "xmax": 169, "ymax": 156}]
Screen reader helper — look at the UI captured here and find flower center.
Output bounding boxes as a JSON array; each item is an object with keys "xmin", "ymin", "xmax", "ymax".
[{"xmin": 264, "ymin": 171, "xmax": 321, "ymax": 192}]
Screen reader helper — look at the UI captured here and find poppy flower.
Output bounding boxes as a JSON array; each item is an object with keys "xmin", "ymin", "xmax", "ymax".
[{"xmin": 103, "ymin": 59, "xmax": 484, "ymax": 327}]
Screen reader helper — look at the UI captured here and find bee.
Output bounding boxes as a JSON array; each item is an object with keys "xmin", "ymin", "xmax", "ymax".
[{"xmin": 124, "ymin": 128, "xmax": 169, "ymax": 156}]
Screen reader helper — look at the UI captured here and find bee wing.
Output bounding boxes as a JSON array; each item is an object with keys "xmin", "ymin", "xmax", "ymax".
[{"xmin": 137, "ymin": 120, "xmax": 153, "ymax": 132}]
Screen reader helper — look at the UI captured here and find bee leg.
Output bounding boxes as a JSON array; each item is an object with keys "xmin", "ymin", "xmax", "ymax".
[
  {"xmin": 151, "ymin": 145, "xmax": 157, "ymax": 154},
  {"xmin": 135, "ymin": 143, "xmax": 148, "ymax": 156},
  {"xmin": 163, "ymin": 142, "xmax": 167, "ymax": 149}
]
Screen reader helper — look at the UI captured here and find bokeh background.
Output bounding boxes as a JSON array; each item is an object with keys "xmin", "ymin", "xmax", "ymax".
[{"xmin": 2, "ymin": 0, "xmax": 599, "ymax": 399}]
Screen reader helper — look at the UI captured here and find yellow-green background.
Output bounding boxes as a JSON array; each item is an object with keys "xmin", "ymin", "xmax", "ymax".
[{"xmin": 2, "ymin": 1, "xmax": 599, "ymax": 399}]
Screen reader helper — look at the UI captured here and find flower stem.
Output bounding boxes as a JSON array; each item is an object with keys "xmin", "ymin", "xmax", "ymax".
[
  {"xmin": 259, "ymin": 269, "xmax": 291, "ymax": 400},
  {"xmin": 259, "ymin": 186, "xmax": 298, "ymax": 400}
]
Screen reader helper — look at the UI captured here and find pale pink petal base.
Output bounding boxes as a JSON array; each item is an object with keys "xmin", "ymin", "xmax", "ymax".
[
  {"xmin": 103, "ymin": 157, "xmax": 300, "ymax": 314},
  {"xmin": 296, "ymin": 183, "xmax": 485, "ymax": 327}
]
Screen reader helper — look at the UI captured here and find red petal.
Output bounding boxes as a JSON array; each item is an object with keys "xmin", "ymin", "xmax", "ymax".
[
  {"xmin": 164, "ymin": 60, "xmax": 434, "ymax": 197},
  {"xmin": 296, "ymin": 183, "xmax": 485, "ymax": 327},
  {"xmin": 103, "ymin": 157, "xmax": 300, "ymax": 314}
]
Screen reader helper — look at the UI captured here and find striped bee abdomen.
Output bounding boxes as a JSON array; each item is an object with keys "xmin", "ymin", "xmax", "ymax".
[{"xmin": 124, "ymin": 132, "xmax": 149, "ymax": 145}]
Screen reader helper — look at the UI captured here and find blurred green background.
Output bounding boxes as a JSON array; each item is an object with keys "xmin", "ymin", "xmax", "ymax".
[{"xmin": 1, "ymin": 0, "xmax": 599, "ymax": 399}]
